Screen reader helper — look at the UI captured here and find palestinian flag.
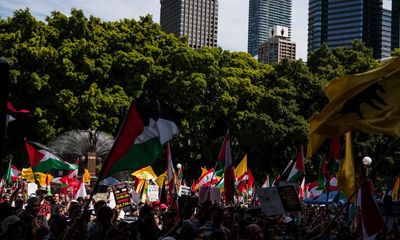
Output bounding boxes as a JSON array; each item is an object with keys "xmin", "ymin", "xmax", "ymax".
[
  {"xmin": 287, "ymin": 146, "xmax": 305, "ymax": 182},
  {"xmin": 102, "ymin": 101, "xmax": 180, "ymax": 178},
  {"xmin": 7, "ymin": 102, "xmax": 30, "ymax": 124},
  {"xmin": 25, "ymin": 140, "xmax": 77, "ymax": 172}
]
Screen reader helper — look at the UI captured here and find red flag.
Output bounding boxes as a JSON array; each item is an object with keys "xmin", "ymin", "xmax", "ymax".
[
  {"xmin": 218, "ymin": 130, "xmax": 235, "ymax": 204},
  {"xmin": 7, "ymin": 102, "xmax": 29, "ymax": 123},
  {"xmin": 360, "ymin": 166, "xmax": 385, "ymax": 238},
  {"xmin": 328, "ymin": 138, "xmax": 341, "ymax": 173},
  {"xmin": 247, "ymin": 168, "xmax": 254, "ymax": 190}
]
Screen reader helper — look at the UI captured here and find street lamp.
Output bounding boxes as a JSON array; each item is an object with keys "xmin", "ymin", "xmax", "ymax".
[{"xmin": 362, "ymin": 156, "xmax": 372, "ymax": 177}]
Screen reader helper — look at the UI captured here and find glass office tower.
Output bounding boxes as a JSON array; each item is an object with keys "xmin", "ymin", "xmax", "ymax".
[
  {"xmin": 248, "ymin": 0, "xmax": 292, "ymax": 57},
  {"xmin": 308, "ymin": 0, "xmax": 385, "ymax": 59}
]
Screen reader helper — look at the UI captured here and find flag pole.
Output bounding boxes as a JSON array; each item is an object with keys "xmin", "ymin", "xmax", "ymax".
[{"xmin": 82, "ymin": 103, "xmax": 136, "ymax": 212}]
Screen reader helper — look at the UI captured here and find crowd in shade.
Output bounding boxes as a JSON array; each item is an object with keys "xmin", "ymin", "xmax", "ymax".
[{"xmin": 0, "ymin": 184, "xmax": 399, "ymax": 240}]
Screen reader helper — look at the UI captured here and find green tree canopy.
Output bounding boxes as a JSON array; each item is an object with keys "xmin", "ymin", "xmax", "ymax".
[{"xmin": 2, "ymin": 9, "xmax": 392, "ymax": 183}]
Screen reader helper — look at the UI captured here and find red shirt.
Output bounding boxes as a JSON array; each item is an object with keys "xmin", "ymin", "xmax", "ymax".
[{"xmin": 38, "ymin": 199, "xmax": 51, "ymax": 217}]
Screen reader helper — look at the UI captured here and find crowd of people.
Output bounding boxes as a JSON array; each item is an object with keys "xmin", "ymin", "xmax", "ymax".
[{"xmin": 0, "ymin": 185, "xmax": 399, "ymax": 240}]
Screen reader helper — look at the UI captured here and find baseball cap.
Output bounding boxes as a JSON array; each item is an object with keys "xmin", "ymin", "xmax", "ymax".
[{"xmin": 160, "ymin": 204, "xmax": 168, "ymax": 210}]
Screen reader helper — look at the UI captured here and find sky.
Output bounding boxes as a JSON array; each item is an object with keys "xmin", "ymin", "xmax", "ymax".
[{"xmin": 0, "ymin": 0, "xmax": 309, "ymax": 60}]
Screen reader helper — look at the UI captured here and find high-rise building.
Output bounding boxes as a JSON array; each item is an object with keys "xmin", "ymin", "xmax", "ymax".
[
  {"xmin": 382, "ymin": 1, "xmax": 392, "ymax": 59},
  {"xmin": 248, "ymin": 0, "xmax": 292, "ymax": 57},
  {"xmin": 258, "ymin": 26, "xmax": 296, "ymax": 64},
  {"xmin": 308, "ymin": 0, "xmax": 328, "ymax": 52},
  {"xmin": 391, "ymin": 0, "xmax": 399, "ymax": 50},
  {"xmin": 308, "ymin": 0, "xmax": 388, "ymax": 59},
  {"xmin": 160, "ymin": 0, "xmax": 218, "ymax": 49}
]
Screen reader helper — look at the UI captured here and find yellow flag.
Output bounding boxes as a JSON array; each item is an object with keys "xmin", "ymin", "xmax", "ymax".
[
  {"xmin": 21, "ymin": 168, "xmax": 53, "ymax": 186},
  {"xmin": 235, "ymin": 154, "xmax": 247, "ymax": 178},
  {"xmin": 21, "ymin": 168, "xmax": 35, "ymax": 182},
  {"xmin": 392, "ymin": 177, "xmax": 400, "ymax": 201},
  {"xmin": 337, "ymin": 132, "xmax": 356, "ymax": 203},
  {"xmin": 307, "ymin": 58, "xmax": 400, "ymax": 158},
  {"xmin": 155, "ymin": 171, "xmax": 168, "ymax": 188},
  {"xmin": 35, "ymin": 173, "xmax": 53, "ymax": 187},
  {"xmin": 83, "ymin": 169, "xmax": 91, "ymax": 183},
  {"xmin": 131, "ymin": 166, "xmax": 157, "ymax": 180}
]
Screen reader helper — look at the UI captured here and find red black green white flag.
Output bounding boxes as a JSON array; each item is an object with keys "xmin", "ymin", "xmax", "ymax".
[
  {"xmin": 101, "ymin": 101, "xmax": 181, "ymax": 178},
  {"xmin": 25, "ymin": 139, "xmax": 78, "ymax": 172},
  {"xmin": 287, "ymin": 145, "xmax": 305, "ymax": 183}
]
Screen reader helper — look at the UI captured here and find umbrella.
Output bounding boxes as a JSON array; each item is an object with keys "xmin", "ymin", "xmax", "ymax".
[
  {"xmin": 100, "ymin": 176, "xmax": 121, "ymax": 186},
  {"xmin": 304, "ymin": 190, "xmax": 341, "ymax": 204}
]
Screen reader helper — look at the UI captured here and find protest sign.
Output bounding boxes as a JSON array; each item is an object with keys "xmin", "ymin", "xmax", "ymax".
[
  {"xmin": 112, "ymin": 183, "xmax": 131, "ymax": 209},
  {"xmin": 27, "ymin": 183, "xmax": 38, "ymax": 196},
  {"xmin": 210, "ymin": 187, "xmax": 221, "ymax": 203},
  {"xmin": 179, "ymin": 186, "xmax": 191, "ymax": 196},
  {"xmin": 256, "ymin": 187, "xmax": 285, "ymax": 216},
  {"xmin": 147, "ymin": 184, "xmax": 159, "ymax": 202},
  {"xmin": 131, "ymin": 191, "xmax": 140, "ymax": 204},
  {"xmin": 94, "ymin": 193, "xmax": 109, "ymax": 202},
  {"xmin": 276, "ymin": 184, "xmax": 302, "ymax": 212},
  {"xmin": 199, "ymin": 186, "xmax": 221, "ymax": 203}
]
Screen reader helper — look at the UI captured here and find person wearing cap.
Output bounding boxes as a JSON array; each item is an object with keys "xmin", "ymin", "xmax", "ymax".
[
  {"xmin": 0, "ymin": 215, "xmax": 23, "ymax": 240},
  {"xmin": 159, "ymin": 204, "xmax": 168, "ymax": 214}
]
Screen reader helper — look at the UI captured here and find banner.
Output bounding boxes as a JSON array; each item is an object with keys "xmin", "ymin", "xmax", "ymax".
[{"xmin": 112, "ymin": 183, "xmax": 131, "ymax": 209}]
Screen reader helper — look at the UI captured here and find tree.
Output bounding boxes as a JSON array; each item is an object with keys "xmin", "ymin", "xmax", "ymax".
[{"xmin": 1, "ymin": 9, "xmax": 392, "ymax": 182}]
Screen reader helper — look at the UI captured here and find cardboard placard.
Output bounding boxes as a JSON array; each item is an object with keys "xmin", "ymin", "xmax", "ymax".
[
  {"xmin": 112, "ymin": 183, "xmax": 131, "ymax": 209},
  {"xmin": 27, "ymin": 183, "xmax": 38, "ymax": 196},
  {"xmin": 131, "ymin": 191, "xmax": 140, "ymax": 204},
  {"xmin": 199, "ymin": 186, "xmax": 221, "ymax": 203},
  {"xmin": 94, "ymin": 193, "xmax": 109, "ymax": 202},
  {"xmin": 276, "ymin": 184, "xmax": 302, "ymax": 212},
  {"xmin": 147, "ymin": 184, "xmax": 159, "ymax": 202},
  {"xmin": 179, "ymin": 186, "xmax": 191, "ymax": 196},
  {"xmin": 256, "ymin": 187, "xmax": 285, "ymax": 216},
  {"xmin": 210, "ymin": 187, "xmax": 221, "ymax": 203}
]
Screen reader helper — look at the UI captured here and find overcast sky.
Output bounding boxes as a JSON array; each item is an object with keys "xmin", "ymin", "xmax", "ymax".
[{"xmin": 1, "ymin": 0, "xmax": 308, "ymax": 60}]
